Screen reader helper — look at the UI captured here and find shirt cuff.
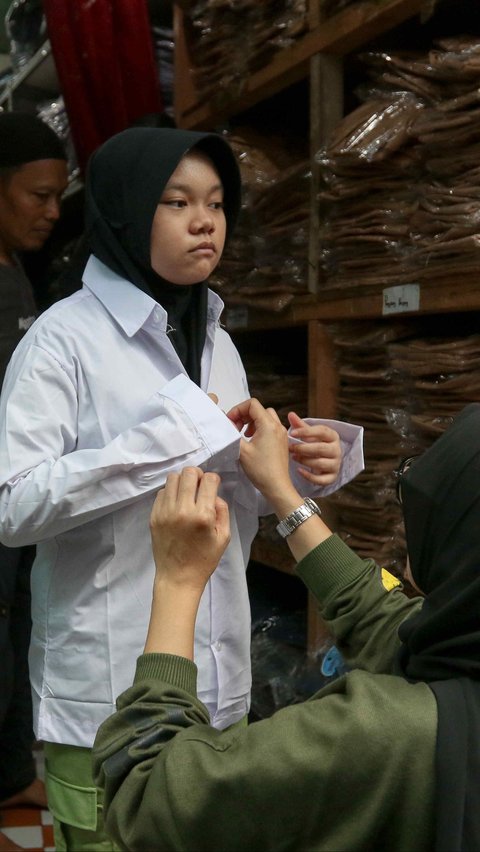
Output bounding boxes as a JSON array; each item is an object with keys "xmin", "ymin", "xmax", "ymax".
[
  {"xmin": 158, "ymin": 374, "xmax": 241, "ymax": 471},
  {"xmin": 289, "ymin": 418, "xmax": 364, "ymax": 497}
]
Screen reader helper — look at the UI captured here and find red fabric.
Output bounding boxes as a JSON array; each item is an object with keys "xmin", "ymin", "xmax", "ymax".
[{"xmin": 43, "ymin": 0, "xmax": 163, "ymax": 172}]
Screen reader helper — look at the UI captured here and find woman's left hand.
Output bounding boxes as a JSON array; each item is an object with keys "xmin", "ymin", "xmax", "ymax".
[{"xmin": 288, "ymin": 412, "xmax": 342, "ymax": 486}]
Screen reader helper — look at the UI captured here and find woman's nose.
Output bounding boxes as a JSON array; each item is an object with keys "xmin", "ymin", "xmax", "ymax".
[{"xmin": 191, "ymin": 208, "xmax": 214, "ymax": 233}]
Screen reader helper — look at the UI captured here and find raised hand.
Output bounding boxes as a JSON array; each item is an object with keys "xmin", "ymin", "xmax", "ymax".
[
  {"xmin": 288, "ymin": 411, "xmax": 342, "ymax": 486},
  {"xmin": 226, "ymin": 398, "xmax": 296, "ymax": 505},
  {"xmin": 149, "ymin": 467, "xmax": 230, "ymax": 594}
]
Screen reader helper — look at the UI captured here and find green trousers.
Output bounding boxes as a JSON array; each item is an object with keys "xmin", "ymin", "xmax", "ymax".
[{"xmin": 44, "ymin": 742, "xmax": 119, "ymax": 851}]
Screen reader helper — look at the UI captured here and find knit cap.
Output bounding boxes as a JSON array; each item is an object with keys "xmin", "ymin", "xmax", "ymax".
[{"xmin": 0, "ymin": 111, "xmax": 66, "ymax": 167}]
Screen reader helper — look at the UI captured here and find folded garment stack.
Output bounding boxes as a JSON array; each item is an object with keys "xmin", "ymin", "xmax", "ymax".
[
  {"xmin": 317, "ymin": 36, "xmax": 480, "ymax": 291},
  {"xmin": 211, "ymin": 127, "xmax": 311, "ymax": 312},
  {"xmin": 328, "ymin": 317, "xmax": 480, "ymax": 574}
]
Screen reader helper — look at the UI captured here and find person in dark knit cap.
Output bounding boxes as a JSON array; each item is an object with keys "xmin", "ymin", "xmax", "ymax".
[{"xmin": 0, "ymin": 111, "xmax": 67, "ymax": 852}]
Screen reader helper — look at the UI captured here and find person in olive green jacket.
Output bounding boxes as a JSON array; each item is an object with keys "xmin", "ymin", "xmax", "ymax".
[{"xmin": 92, "ymin": 399, "xmax": 480, "ymax": 852}]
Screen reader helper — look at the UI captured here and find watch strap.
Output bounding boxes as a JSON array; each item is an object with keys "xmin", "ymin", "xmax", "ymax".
[{"xmin": 276, "ymin": 497, "xmax": 321, "ymax": 539}]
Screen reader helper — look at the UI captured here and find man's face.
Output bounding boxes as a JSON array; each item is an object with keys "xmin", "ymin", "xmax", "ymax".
[{"xmin": 0, "ymin": 158, "xmax": 69, "ymax": 262}]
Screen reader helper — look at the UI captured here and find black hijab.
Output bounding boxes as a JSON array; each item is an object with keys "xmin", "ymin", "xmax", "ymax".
[
  {"xmin": 83, "ymin": 127, "xmax": 241, "ymax": 384},
  {"xmin": 397, "ymin": 403, "xmax": 480, "ymax": 852}
]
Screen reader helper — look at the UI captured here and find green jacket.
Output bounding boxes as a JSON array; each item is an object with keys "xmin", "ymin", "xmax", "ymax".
[{"xmin": 93, "ymin": 535, "xmax": 437, "ymax": 851}]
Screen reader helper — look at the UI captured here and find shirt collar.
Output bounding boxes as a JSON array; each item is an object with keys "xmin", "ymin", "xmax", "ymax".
[
  {"xmin": 82, "ymin": 254, "xmax": 224, "ymax": 336},
  {"xmin": 82, "ymin": 254, "xmax": 159, "ymax": 337}
]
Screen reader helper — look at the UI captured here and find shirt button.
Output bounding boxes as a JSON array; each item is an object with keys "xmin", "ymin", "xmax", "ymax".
[{"xmin": 214, "ymin": 641, "xmax": 222, "ymax": 652}]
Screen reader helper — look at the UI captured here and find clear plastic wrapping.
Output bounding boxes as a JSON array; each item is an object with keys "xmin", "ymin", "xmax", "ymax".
[
  {"xmin": 182, "ymin": 0, "xmax": 308, "ymax": 108},
  {"xmin": 37, "ymin": 96, "xmax": 79, "ymax": 179},
  {"xmin": 317, "ymin": 37, "xmax": 480, "ymax": 292},
  {"xmin": 327, "ymin": 317, "xmax": 480, "ymax": 573},
  {"xmin": 4, "ymin": 0, "xmax": 46, "ymax": 72},
  {"xmin": 210, "ymin": 127, "xmax": 311, "ymax": 311}
]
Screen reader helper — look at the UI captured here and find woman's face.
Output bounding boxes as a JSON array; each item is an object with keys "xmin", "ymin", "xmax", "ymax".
[{"xmin": 150, "ymin": 149, "xmax": 227, "ymax": 285}]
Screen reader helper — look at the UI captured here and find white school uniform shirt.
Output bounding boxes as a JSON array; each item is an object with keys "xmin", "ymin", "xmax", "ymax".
[{"xmin": 0, "ymin": 255, "xmax": 364, "ymax": 748}]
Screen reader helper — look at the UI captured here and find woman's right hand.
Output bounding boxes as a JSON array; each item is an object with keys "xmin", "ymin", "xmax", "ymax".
[{"xmin": 227, "ymin": 398, "xmax": 300, "ymax": 510}]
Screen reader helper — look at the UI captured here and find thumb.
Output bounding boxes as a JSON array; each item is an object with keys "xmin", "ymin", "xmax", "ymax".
[{"xmin": 208, "ymin": 392, "xmax": 219, "ymax": 405}]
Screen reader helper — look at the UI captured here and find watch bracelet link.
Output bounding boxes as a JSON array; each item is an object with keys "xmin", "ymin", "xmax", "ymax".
[{"xmin": 275, "ymin": 497, "xmax": 321, "ymax": 539}]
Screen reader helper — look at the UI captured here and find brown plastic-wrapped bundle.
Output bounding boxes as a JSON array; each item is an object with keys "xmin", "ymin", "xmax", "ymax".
[
  {"xmin": 327, "ymin": 319, "xmax": 480, "ymax": 574},
  {"xmin": 388, "ymin": 332, "xmax": 480, "ymax": 444},
  {"xmin": 317, "ymin": 37, "xmax": 480, "ymax": 292},
  {"xmin": 211, "ymin": 128, "xmax": 311, "ymax": 312},
  {"xmin": 316, "ymin": 93, "xmax": 424, "ymax": 290},
  {"xmin": 406, "ymin": 39, "xmax": 480, "ymax": 280},
  {"xmin": 182, "ymin": 0, "xmax": 307, "ymax": 108},
  {"xmin": 325, "ymin": 321, "xmax": 413, "ymax": 571}
]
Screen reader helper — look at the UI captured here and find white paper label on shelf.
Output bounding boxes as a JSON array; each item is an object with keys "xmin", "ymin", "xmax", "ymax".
[
  {"xmin": 225, "ymin": 306, "xmax": 249, "ymax": 329},
  {"xmin": 382, "ymin": 284, "xmax": 420, "ymax": 315}
]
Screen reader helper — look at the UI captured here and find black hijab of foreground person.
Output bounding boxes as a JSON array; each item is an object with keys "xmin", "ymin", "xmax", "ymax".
[
  {"xmin": 397, "ymin": 403, "xmax": 480, "ymax": 852},
  {"xmin": 83, "ymin": 127, "xmax": 241, "ymax": 384}
]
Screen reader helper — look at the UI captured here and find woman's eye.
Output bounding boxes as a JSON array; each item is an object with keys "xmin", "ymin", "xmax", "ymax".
[
  {"xmin": 164, "ymin": 199, "xmax": 186, "ymax": 208},
  {"xmin": 210, "ymin": 201, "xmax": 224, "ymax": 210}
]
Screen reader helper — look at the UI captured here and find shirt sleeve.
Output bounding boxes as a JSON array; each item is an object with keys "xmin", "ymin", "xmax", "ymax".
[{"xmin": 0, "ymin": 352, "xmax": 240, "ymax": 545}]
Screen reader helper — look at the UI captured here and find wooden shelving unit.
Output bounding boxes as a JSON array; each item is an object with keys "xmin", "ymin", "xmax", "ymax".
[{"xmin": 174, "ymin": 0, "xmax": 427, "ymax": 130}]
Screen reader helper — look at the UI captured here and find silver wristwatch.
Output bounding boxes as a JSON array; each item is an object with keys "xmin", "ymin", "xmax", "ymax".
[{"xmin": 276, "ymin": 497, "xmax": 321, "ymax": 539}]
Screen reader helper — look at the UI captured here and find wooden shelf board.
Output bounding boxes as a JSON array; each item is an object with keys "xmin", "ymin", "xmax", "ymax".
[
  {"xmin": 178, "ymin": 0, "xmax": 426, "ymax": 129},
  {"xmin": 225, "ymin": 277, "xmax": 480, "ymax": 331}
]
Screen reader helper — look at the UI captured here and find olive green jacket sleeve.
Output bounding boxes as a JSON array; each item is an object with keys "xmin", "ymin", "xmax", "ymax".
[
  {"xmin": 92, "ymin": 535, "xmax": 436, "ymax": 852},
  {"xmin": 296, "ymin": 533, "xmax": 422, "ymax": 673}
]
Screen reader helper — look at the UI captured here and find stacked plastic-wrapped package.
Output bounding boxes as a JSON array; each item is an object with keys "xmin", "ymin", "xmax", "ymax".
[
  {"xmin": 317, "ymin": 37, "xmax": 480, "ymax": 291},
  {"xmin": 210, "ymin": 126, "xmax": 311, "ymax": 311},
  {"xmin": 181, "ymin": 0, "xmax": 307, "ymax": 108},
  {"xmin": 327, "ymin": 316, "xmax": 480, "ymax": 574}
]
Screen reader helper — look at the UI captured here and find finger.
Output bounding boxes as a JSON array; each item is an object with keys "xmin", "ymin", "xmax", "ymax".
[
  {"xmin": 290, "ymin": 442, "xmax": 340, "ymax": 461},
  {"xmin": 162, "ymin": 471, "xmax": 181, "ymax": 506},
  {"xmin": 290, "ymin": 424, "xmax": 339, "ymax": 444},
  {"xmin": 208, "ymin": 392, "xmax": 219, "ymax": 405},
  {"xmin": 196, "ymin": 471, "xmax": 221, "ymax": 509},
  {"xmin": 226, "ymin": 398, "xmax": 252, "ymax": 425},
  {"xmin": 215, "ymin": 496, "xmax": 231, "ymax": 541},
  {"xmin": 287, "ymin": 411, "xmax": 304, "ymax": 431},
  {"xmin": 226, "ymin": 398, "xmax": 266, "ymax": 429},
  {"xmin": 296, "ymin": 466, "xmax": 338, "ymax": 486},
  {"xmin": 177, "ymin": 467, "xmax": 203, "ymax": 505}
]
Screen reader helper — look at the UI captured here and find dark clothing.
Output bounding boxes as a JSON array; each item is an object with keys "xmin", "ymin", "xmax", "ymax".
[
  {"xmin": 0, "ymin": 261, "xmax": 37, "ymax": 799},
  {"xmin": 398, "ymin": 403, "xmax": 480, "ymax": 852},
  {"xmin": 93, "ymin": 535, "xmax": 437, "ymax": 852},
  {"xmin": 0, "ymin": 543, "xmax": 36, "ymax": 799},
  {"xmin": 0, "ymin": 262, "xmax": 36, "ymax": 391}
]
